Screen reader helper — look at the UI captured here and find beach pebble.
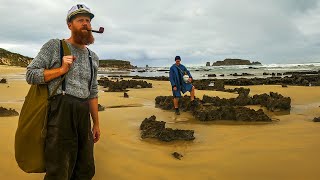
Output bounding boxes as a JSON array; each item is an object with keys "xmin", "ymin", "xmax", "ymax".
[
  {"xmin": 98, "ymin": 104, "xmax": 106, "ymax": 111},
  {"xmin": 172, "ymin": 152, "xmax": 183, "ymax": 160}
]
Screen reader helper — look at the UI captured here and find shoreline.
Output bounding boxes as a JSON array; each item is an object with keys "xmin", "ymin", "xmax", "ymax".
[{"xmin": 1, "ymin": 65, "xmax": 320, "ymax": 179}]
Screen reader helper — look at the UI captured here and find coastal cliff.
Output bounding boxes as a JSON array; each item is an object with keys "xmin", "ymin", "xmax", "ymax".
[
  {"xmin": 0, "ymin": 48, "xmax": 32, "ymax": 67},
  {"xmin": 99, "ymin": 59, "xmax": 134, "ymax": 69}
]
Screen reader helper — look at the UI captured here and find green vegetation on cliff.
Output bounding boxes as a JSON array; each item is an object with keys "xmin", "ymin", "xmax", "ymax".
[
  {"xmin": 99, "ymin": 59, "xmax": 134, "ymax": 69},
  {"xmin": 0, "ymin": 48, "xmax": 32, "ymax": 67}
]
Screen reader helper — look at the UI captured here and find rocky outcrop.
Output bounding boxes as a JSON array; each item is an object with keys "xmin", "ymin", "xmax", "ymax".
[
  {"xmin": 99, "ymin": 59, "xmax": 134, "ymax": 69},
  {"xmin": 313, "ymin": 117, "xmax": 320, "ymax": 122},
  {"xmin": 206, "ymin": 62, "xmax": 211, "ymax": 66},
  {"xmin": 0, "ymin": 107, "xmax": 19, "ymax": 117},
  {"xmin": 193, "ymin": 106, "xmax": 271, "ymax": 122},
  {"xmin": 202, "ymin": 91, "xmax": 291, "ymax": 111},
  {"xmin": 98, "ymin": 77, "xmax": 152, "ymax": 92},
  {"xmin": 193, "ymin": 74, "xmax": 320, "ymax": 87},
  {"xmin": 155, "ymin": 96, "xmax": 272, "ymax": 122},
  {"xmin": 140, "ymin": 115, "xmax": 195, "ymax": 142},
  {"xmin": 98, "ymin": 104, "xmax": 105, "ymax": 111},
  {"xmin": 0, "ymin": 78, "xmax": 7, "ymax": 83},
  {"xmin": 132, "ymin": 76, "xmax": 170, "ymax": 81},
  {"xmin": 0, "ymin": 48, "xmax": 32, "ymax": 67},
  {"xmin": 212, "ymin": 59, "xmax": 261, "ymax": 66}
]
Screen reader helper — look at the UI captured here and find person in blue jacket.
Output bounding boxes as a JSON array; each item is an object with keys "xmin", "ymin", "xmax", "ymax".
[{"xmin": 169, "ymin": 56, "xmax": 195, "ymax": 115}]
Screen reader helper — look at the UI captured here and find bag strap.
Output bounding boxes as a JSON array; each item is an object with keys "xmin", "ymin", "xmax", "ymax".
[
  {"xmin": 175, "ymin": 65, "xmax": 185, "ymax": 75},
  {"xmin": 49, "ymin": 40, "xmax": 71, "ymax": 98},
  {"xmin": 87, "ymin": 48, "xmax": 93, "ymax": 91}
]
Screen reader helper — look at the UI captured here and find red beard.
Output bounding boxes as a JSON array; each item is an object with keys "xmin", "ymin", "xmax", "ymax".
[{"xmin": 72, "ymin": 28, "xmax": 95, "ymax": 45}]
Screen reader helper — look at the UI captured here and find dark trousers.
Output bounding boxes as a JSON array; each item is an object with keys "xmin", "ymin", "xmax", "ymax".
[{"xmin": 44, "ymin": 94, "xmax": 95, "ymax": 180}]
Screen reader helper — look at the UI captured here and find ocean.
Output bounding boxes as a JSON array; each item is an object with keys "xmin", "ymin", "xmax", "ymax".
[{"xmin": 98, "ymin": 62, "xmax": 320, "ymax": 80}]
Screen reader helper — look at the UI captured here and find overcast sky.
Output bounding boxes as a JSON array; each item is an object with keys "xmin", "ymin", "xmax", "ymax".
[{"xmin": 1, "ymin": 0, "xmax": 320, "ymax": 66}]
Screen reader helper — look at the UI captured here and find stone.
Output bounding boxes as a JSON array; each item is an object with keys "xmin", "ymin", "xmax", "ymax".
[
  {"xmin": 0, "ymin": 107, "xmax": 19, "ymax": 117},
  {"xmin": 313, "ymin": 117, "xmax": 320, "ymax": 122},
  {"xmin": 98, "ymin": 104, "xmax": 105, "ymax": 111},
  {"xmin": 0, "ymin": 78, "xmax": 7, "ymax": 83},
  {"xmin": 172, "ymin": 152, "xmax": 183, "ymax": 160},
  {"xmin": 140, "ymin": 115, "xmax": 195, "ymax": 142}
]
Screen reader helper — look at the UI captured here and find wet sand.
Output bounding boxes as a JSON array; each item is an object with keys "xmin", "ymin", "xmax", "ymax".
[{"xmin": 1, "ymin": 65, "xmax": 320, "ymax": 180}]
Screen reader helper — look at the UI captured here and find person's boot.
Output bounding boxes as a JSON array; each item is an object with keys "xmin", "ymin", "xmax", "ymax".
[{"xmin": 175, "ymin": 108, "xmax": 180, "ymax": 115}]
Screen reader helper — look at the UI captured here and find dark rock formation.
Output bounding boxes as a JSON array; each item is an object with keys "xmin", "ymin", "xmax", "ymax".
[
  {"xmin": 203, "ymin": 92, "xmax": 291, "ymax": 111},
  {"xmin": 231, "ymin": 73, "xmax": 254, "ymax": 77},
  {"xmin": 155, "ymin": 96, "xmax": 272, "ymax": 122},
  {"xmin": 208, "ymin": 74, "xmax": 216, "ymax": 77},
  {"xmin": 0, "ymin": 78, "xmax": 7, "ymax": 83},
  {"xmin": 0, "ymin": 107, "xmax": 19, "ymax": 116},
  {"xmin": 132, "ymin": 76, "xmax": 170, "ymax": 81},
  {"xmin": 124, "ymin": 92, "xmax": 129, "ymax": 98},
  {"xmin": 212, "ymin": 59, "xmax": 262, "ymax": 66},
  {"xmin": 193, "ymin": 74, "xmax": 320, "ymax": 87},
  {"xmin": 98, "ymin": 78, "xmax": 152, "ymax": 92},
  {"xmin": 193, "ymin": 106, "xmax": 271, "ymax": 122},
  {"xmin": 206, "ymin": 62, "xmax": 211, "ymax": 66},
  {"xmin": 313, "ymin": 117, "xmax": 320, "ymax": 122},
  {"xmin": 252, "ymin": 92, "xmax": 291, "ymax": 111},
  {"xmin": 172, "ymin": 152, "xmax": 183, "ymax": 160},
  {"xmin": 98, "ymin": 104, "xmax": 105, "ymax": 111},
  {"xmin": 140, "ymin": 115, "xmax": 195, "ymax": 142}
]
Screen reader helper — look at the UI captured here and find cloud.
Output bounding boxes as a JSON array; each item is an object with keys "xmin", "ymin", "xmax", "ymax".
[{"xmin": 1, "ymin": 0, "xmax": 320, "ymax": 66}]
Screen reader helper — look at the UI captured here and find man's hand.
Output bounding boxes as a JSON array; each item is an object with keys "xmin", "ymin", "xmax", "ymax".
[
  {"xmin": 60, "ymin": 55, "xmax": 76, "ymax": 74},
  {"xmin": 188, "ymin": 78, "xmax": 193, "ymax": 82},
  {"xmin": 92, "ymin": 124, "xmax": 100, "ymax": 143},
  {"xmin": 173, "ymin": 86, "xmax": 177, "ymax": 91}
]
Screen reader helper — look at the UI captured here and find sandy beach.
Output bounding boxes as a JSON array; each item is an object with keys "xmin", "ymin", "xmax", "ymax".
[{"xmin": 1, "ymin": 65, "xmax": 320, "ymax": 180}]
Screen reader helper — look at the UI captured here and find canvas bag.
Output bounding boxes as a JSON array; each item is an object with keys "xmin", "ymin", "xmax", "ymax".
[
  {"xmin": 14, "ymin": 40, "xmax": 71, "ymax": 173},
  {"xmin": 175, "ymin": 65, "xmax": 190, "ymax": 83}
]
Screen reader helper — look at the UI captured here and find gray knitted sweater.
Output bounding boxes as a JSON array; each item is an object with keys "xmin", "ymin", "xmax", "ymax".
[{"xmin": 26, "ymin": 39, "xmax": 99, "ymax": 99}]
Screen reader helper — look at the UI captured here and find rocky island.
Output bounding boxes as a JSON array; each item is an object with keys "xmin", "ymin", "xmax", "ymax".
[{"xmin": 211, "ymin": 58, "xmax": 261, "ymax": 66}]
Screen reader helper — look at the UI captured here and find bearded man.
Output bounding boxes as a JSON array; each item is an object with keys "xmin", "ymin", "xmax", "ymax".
[{"xmin": 26, "ymin": 4, "xmax": 100, "ymax": 180}]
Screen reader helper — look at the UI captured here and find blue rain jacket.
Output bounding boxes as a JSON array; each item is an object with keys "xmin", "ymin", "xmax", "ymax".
[{"xmin": 169, "ymin": 64, "xmax": 193, "ymax": 96}]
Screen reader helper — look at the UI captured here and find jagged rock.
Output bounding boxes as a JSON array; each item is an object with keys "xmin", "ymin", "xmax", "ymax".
[
  {"xmin": 0, "ymin": 107, "xmax": 19, "ymax": 116},
  {"xmin": 98, "ymin": 104, "xmax": 105, "ymax": 111},
  {"xmin": 252, "ymin": 92, "xmax": 291, "ymax": 111},
  {"xmin": 0, "ymin": 78, "xmax": 7, "ymax": 83},
  {"xmin": 155, "ymin": 96, "xmax": 272, "ymax": 122},
  {"xmin": 140, "ymin": 115, "xmax": 195, "ymax": 142},
  {"xmin": 193, "ymin": 106, "xmax": 271, "ymax": 122},
  {"xmin": 98, "ymin": 78, "xmax": 152, "ymax": 92},
  {"xmin": 172, "ymin": 152, "xmax": 183, "ymax": 160},
  {"xmin": 124, "ymin": 92, "xmax": 129, "ymax": 98},
  {"xmin": 208, "ymin": 74, "xmax": 216, "ymax": 77},
  {"xmin": 313, "ymin": 117, "xmax": 320, "ymax": 122}
]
